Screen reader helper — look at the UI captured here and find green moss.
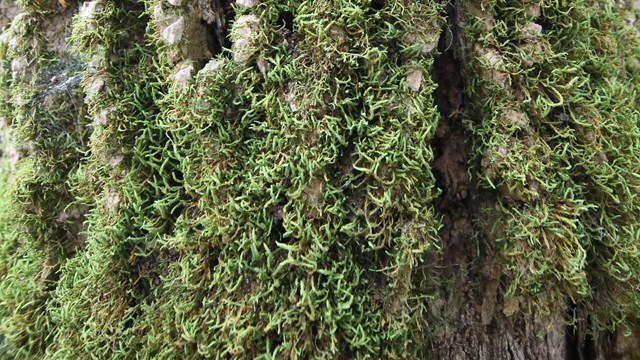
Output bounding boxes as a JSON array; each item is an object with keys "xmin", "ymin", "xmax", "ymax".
[
  {"xmin": 463, "ymin": 0, "xmax": 640, "ymax": 329},
  {"xmin": 0, "ymin": 2, "xmax": 89, "ymax": 356},
  {"xmin": 0, "ymin": 0, "xmax": 640, "ymax": 358}
]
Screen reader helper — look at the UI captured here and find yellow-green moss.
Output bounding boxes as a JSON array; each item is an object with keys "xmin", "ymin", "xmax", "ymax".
[{"xmin": 1, "ymin": 0, "xmax": 640, "ymax": 358}]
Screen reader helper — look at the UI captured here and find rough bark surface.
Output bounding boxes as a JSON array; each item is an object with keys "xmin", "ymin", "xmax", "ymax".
[
  {"xmin": 0, "ymin": 0, "xmax": 639, "ymax": 358},
  {"xmin": 428, "ymin": 3, "xmax": 566, "ymax": 358},
  {"xmin": 429, "ymin": 2, "xmax": 612, "ymax": 359}
]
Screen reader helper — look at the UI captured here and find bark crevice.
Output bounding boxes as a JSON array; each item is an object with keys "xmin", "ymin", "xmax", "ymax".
[
  {"xmin": 198, "ymin": 0, "xmax": 234, "ymax": 56},
  {"xmin": 430, "ymin": 0, "xmax": 470, "ymax": 284},
  {"xmin": 428, "ymin": 2, "xmax": 571, "ymax": 358}
]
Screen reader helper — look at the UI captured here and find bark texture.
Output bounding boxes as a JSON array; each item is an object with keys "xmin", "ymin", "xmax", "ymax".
[
  {"xmin": 429, "ymin": 3, "xmax": 570, "ymax": 358},
  {"xmin": 0, "ymin": 0, "xmax": 639, "ymax": 359}
]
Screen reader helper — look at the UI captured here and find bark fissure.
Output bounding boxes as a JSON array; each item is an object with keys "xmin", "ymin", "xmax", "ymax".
[
  {"xmin": 428, "ymin": 2, "xmax": 572, "ymax": 358},
  {"xmin": 429, "ymin": 0, "xmax": 478, "ymax": 355},
  {"xmin": 431, "ymin": 0, "xmax": 469, "ymax": 269},
  {"xmin": 198, "ymin": 0, "xmax": 234, "ymax": 56}
]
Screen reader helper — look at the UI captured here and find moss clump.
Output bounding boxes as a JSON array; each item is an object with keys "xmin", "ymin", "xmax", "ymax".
[
  {"xmin": 2, "ymin": 0, "xmax": 445, "ymax": 358},
  {"xmin": 0, "ymin": 2, "xmax": 88, "ymax": 356},
  {"xmin": 463, "ymin": 0, "xmax": 640, "ymax": 329}
]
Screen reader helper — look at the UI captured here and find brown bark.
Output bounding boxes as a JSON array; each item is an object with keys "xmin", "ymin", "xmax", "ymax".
[
  {"xmin": 428, "ymin": 2, "xmax": 588, "ymax": 358},
  {"xmin": 427, "ymin": 0, "xmax": 640, "ymax": 356}
]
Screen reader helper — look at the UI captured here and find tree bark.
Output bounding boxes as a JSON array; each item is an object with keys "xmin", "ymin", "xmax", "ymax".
[
  {"xmin": 429, "ymin": 1, "xmax": 637, "ymax": 358},
  {"xmin": 0, "ymin": 0, "xmax": 639, "ymax": 358}
]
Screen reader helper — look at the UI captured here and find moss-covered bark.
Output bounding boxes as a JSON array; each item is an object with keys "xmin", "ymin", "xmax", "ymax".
[{"xmin": 0, "ymin": 0, "xmax": 639, "ymax": 358}]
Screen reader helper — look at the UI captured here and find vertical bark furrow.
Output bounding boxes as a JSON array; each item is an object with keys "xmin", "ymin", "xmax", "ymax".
[{"xmin": 429, "ymin": 1, "xmax": 576, "ymax": 358}]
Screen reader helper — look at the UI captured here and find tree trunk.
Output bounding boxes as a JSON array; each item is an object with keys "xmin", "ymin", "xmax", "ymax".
[
  {"xmin": 429, "ymin": 2, "xmax": 638, "ymax": 358},
  {"xmin": 0, "ymin": 0, "xmax": 639, "ymax": 358}
]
